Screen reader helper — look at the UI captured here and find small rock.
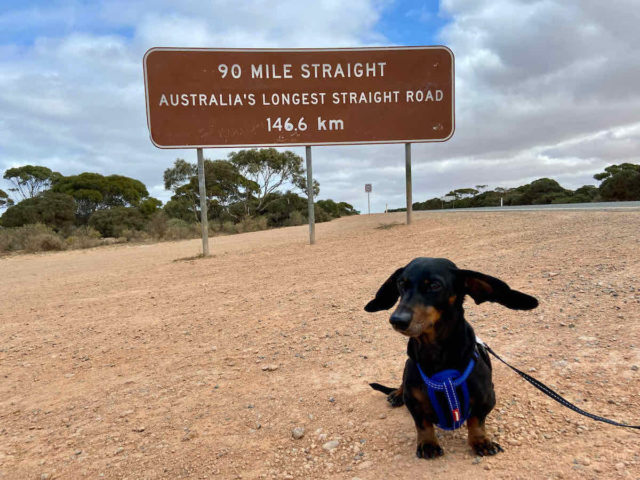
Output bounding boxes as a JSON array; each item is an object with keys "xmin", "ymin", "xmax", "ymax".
[
  {"xmin": 631, "ymin": 365, "xmax": 638, "ymax": 371},
  {"xmin": 133, "ymin": 426, "xmax": 145, "ymax": 432},
  {"xmin": 292, "ymin": 427, "xmax": 305, "ymax": 440},
  {"xmin": 40, "ymin": 475, "xmax": 50, "ymax": 480},
  {"xmin": 262, "ymin": 365, "xmax": 279, "ymax": 371},
  {"xmin": 182, "ymin": 430, "xmax": 198, "ymax": 441},
  {"xmin": 322, "ymin": 440, "xmax": 340, "ymax": 451},
  {"xmin": 114, "ymin": 447, "xmax": 124, "ymax": 455}
]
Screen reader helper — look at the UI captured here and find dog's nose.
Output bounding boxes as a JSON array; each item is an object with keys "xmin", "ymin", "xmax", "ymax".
[{"xmin": 390, "ymin": 310, "xmax": 412, "ymax": 330}]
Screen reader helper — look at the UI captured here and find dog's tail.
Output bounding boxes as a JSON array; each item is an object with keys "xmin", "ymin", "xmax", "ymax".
[{"xmin": 369, "ymin": 383, "xmax": 396, "ymax": 395}]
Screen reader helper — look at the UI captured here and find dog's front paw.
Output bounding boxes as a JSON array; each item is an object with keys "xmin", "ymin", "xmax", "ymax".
[
  {"xmin": 471, "ymin": 439, "xmax": 503, "ymax": 457},
  {"xmin": 416, "ymin": 442, "xmax": 444, "ymax": 459},
  {"xmin": 387, "ymin": 389, "xmax": 404, "ymax": 408}
]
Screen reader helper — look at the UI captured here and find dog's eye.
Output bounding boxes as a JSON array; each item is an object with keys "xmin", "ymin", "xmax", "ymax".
[{"xmin": 423, "ymin": 280, "xmax": 443, "ymax": 292}]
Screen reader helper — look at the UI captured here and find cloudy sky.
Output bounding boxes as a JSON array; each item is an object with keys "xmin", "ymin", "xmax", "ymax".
[{"xmin": 1, "ymin": 0, "xmax": 639, "ymax": 213}]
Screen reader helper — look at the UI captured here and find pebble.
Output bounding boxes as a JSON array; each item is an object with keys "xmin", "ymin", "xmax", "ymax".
[
  {"xmin": 292, "ymin": 427, "xmax": 305, "ymax": 440},
  {"xmin": 322, "ymin": 440, "xmax": 340, "ymax": 451},
  {"xmin": 631, "ymin": 365, "xmax": 638, "ymax": 371},
  {"xmin": 262, "ymin": 365, "xmax": 279, "ymax": 371}
]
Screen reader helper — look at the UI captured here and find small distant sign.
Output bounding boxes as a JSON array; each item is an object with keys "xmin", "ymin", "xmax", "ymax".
[
  {"xmin": 365, "ymin": 184, "xmax": 372, "ymax": 193},
  {"xmin": 442, "ymin": 195, "xmax": 455, "ymax": 201}
]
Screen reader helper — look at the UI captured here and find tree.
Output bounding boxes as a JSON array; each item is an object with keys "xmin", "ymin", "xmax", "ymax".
[
  {"xmin": 0, "ymin": 192, "xmax": 76, "ymax": 231},
  {"xmin": 163, "ymin": 159, "xmax": 199, "ymax": 221},
  {"xmin": 139, "ymin": 197, "xmax": 163, "ymax": 217},
  {"xmin": 229, "ymin": 149, "xmax": 310, "ymax": 213},
  {"xmin": 164, "ymin": 159, "xmax": 197, "ymax": 192},
  {"xmin": 293, "ymin": 176, "xmax": 320, "ymax": 198},
  {"xmin": 52, "ymin": 172, "xmax": 149, "ymax": 221},
  {"xmin": 3, "ymin": 165, "xmax": 62, "ymax": 200},
  {"xmin": 508, "ymin": 178, "xmax": 569, "ymax": 205},
  {"xmin": 0, "ymin": 189, "xmax": 13, "ymax": 210},
  {"xmin": 594, "ymin": 163, "xmax": 640, "ymax": 201}
]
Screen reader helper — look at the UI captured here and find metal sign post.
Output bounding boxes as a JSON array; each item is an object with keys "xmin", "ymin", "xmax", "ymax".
[
  {"xmin": 197, "ymin": 148, "xmax": 210, "ymax": 256},
  {"xmin": 306, "ymin": 146, "xmax": 315, "ymax": 245},
  {"xmin": 365, "ymin": 184, "xmax": 372, "ymax": 215},
  {"xmin": 405, "ymin": 143, "xmax": 412, "ymax": 225}
]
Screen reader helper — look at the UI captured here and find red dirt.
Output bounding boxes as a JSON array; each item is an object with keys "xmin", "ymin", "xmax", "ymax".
[{"xmin": 1, "ymin": 211, "xmax": 639, "ymax": 479}]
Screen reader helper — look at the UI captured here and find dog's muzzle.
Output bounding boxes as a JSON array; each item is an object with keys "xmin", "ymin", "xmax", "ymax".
[{"xmin": 390, "ymin": 308, "xmax": 412, "ymax": 331}]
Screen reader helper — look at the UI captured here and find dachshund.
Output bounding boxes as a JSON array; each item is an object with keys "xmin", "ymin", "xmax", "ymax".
[{"xmin": 365, "ymin": 257, "xmax": 538, "ymax": 458}]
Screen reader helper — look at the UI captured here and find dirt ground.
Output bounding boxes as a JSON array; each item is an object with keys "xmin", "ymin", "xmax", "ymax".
[{"xmin": 1, "ymin": 210, "xmax": 639, "ymax": 480}]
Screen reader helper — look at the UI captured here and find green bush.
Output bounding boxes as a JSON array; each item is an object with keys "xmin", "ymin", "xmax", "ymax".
[
  {"xmin": 0, "ymin": 224, "xmax": 68, "ymax": 253},
  {"xmin": 0, "ymin": 192, "xmax": 75, "ymax": 231},
  {"xmin": 65, "ymin": 226, "xmax": 103, "ymax": 250},
  {"xmin": 89, "ymin": 207, "xmax": 145, "ymax": 237},
  {"xmin": 314, "ymin": 204, "xmax": 333, "ymax": 223},
  {"xmin": 164, "ymin": 218, "xmax": 199, "ymax": 240},
  {"xmin": 221, "ymin": 221, "xmax": 236, "ymax": 234},
  {"xmin": 147, "ymin": 211, "xmax": 169, "ymax": 238},
  {"xmin": 286, "ymin": 210, "xmax": 305, "ymax": 226},
  {"xmin": 24, "ymin": 233, "xmax": 66, "ymax": 252},
  {"xmin": 235, "ymin": 216, "xmax": 268, "ymax": 233}
]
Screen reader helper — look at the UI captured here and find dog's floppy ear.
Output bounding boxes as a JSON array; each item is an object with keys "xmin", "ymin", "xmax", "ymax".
[
  {"xmin": 364, "ymin": 267, "xmax": 404, "ymax": 312},
  {"xmin": 458, "ymin": 269, "xmax": 538, "ymax": 310}
]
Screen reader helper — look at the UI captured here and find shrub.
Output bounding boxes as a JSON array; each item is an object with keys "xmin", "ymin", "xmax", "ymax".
[
  {"xmin": 24, "ymin": 233, "xmax": 66, "ymax": 253},
  {"xmin": 164, "ymin": 218, "xmax": 199, "ymax": 240},
  {"xmin": 121, "ymin": 228, "xmax": 150, "ymax": 242},
  {"xmin": 221, "ymin": 221, "xmax": 236, "ymax": 234},
  {"xmin": 286, "ymin": 210, "xmax": 305, "ymax": 226},
  {"xmin": 0, "ymin": 223, "xmax": 52, "ymax": 252},
  {"xmin": 65, "ymin": 226, "xmax": 103, "ymax": 249},
  {"xmin": 314, "ymin": 204, "xmax": 333, "ymax": 223},
  {"xmin": 236, "ymin": 216, "xmax": 268, "ymax": 233},
  {"xmin": 147, "ymin": 211, "xmax": 169, "ymax": 238},
  {"xmin": 0, "ymin": 192, "xmax": 75, "ymax": 231},
  {"xmin": 89, "ymin": 207, "xmax": 145, "ymax": 237}
]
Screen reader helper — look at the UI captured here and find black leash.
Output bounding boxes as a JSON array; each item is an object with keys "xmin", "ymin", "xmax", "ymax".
[{"xmin": 483, "ymin": 344, "xmax": 640, "ymax": 430}]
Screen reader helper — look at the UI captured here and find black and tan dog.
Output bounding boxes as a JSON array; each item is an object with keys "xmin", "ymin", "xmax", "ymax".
[{"xmin": 365, "ymin": 257, "xmax": 538, "ymax": 458}]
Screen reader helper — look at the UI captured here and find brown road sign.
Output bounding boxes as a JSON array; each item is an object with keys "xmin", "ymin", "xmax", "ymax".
[{"xmin": 143, "ymin": 47, "xmax": 454, "ymax": 148}]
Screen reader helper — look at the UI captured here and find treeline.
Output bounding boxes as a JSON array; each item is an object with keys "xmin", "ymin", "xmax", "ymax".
[
  {"xmin": 390, "ymin": 163, "xmax": 640, "ymax": 211},
  {"xmin": 0, "ymin": 149, "xmax": 358, "ymax": 253}
]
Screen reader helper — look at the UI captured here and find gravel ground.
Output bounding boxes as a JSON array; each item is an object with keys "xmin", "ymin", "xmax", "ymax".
[{"xmin": 1, "ymin": 210, "xmax": 639, "ymax": 479}]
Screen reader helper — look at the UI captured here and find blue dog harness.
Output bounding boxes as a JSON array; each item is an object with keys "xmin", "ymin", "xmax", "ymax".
[{"xmin": 416, "ymin": 350, "xmax": 478, "ymax": 430}]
